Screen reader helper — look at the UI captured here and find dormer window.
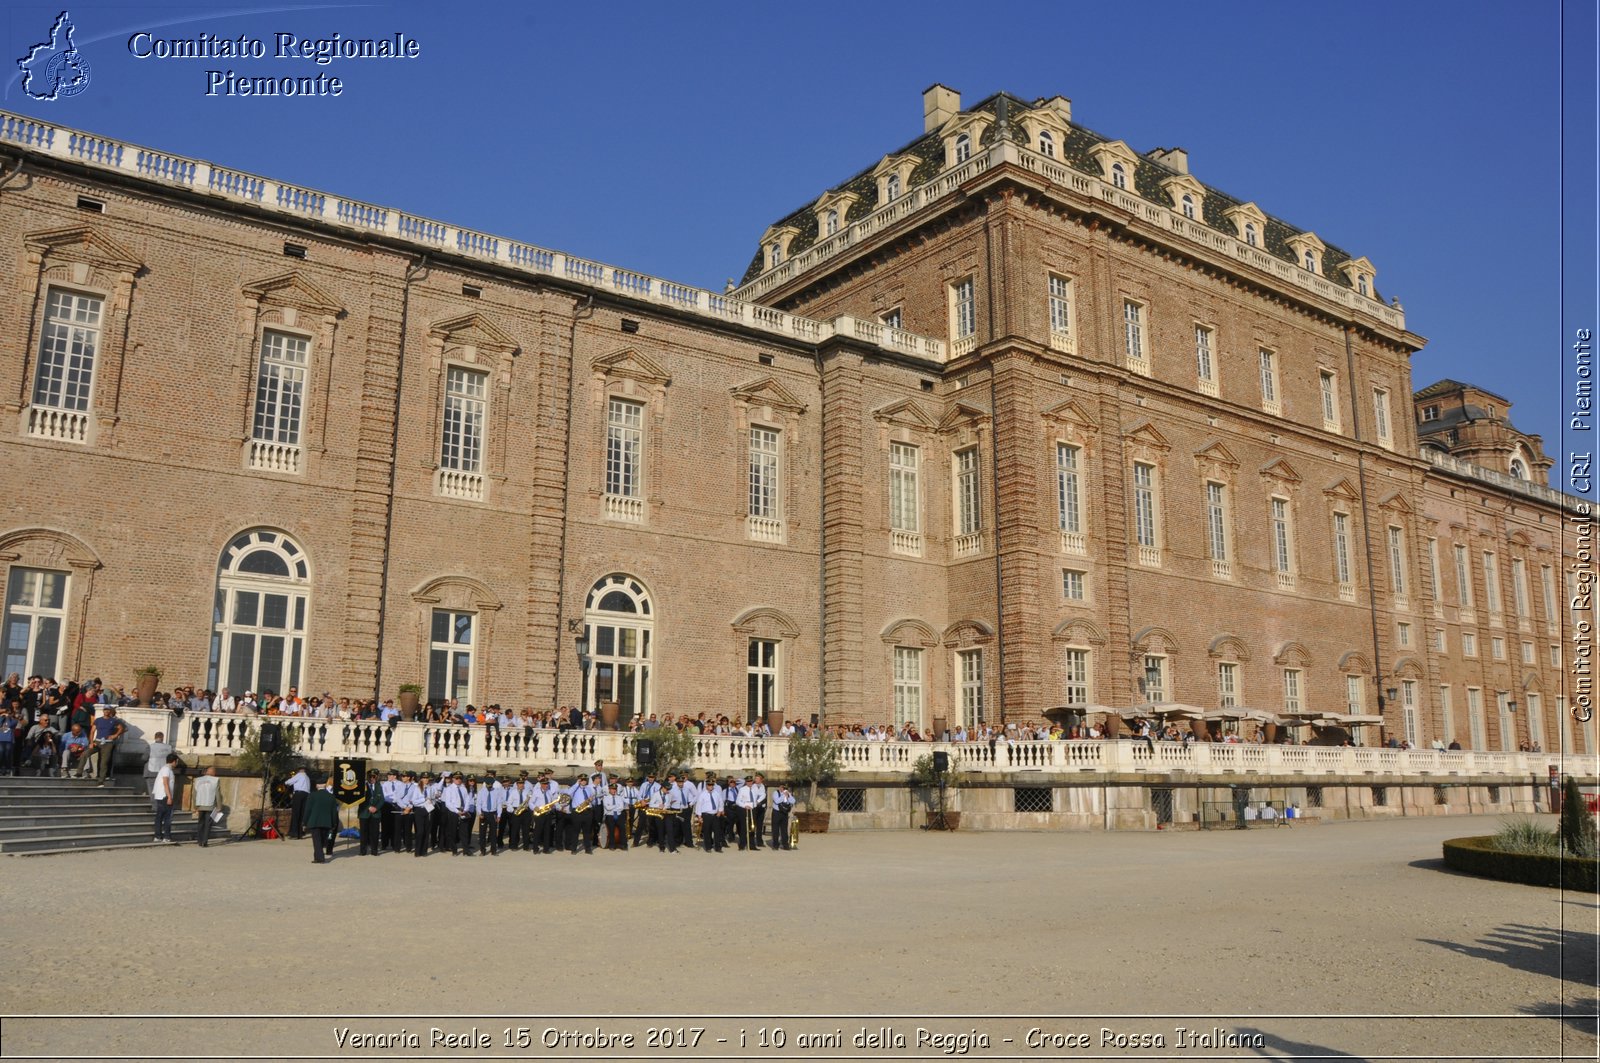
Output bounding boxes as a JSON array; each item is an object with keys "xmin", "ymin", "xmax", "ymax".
[
  {"xmin": 887, "ymin": 174, "xmax": 901, "ymax": 200},
  {"xmin": 1421, "ymin": 404, "xmax": 1439, "ymax": 422},
  {"xmin": 761, "ymin": 224, "xmax": 801, "ymax": 273},
  {"xmin": 1038, "ymin": 130, "xmax": 1055, "ymax": 157},
  {"xmin": 769, "ymin": 242, "xmax": 782, "ymax": 267},
  {"xmin": 1509, "ymin": 458, "xmax": 1527, "ymax": 480},
  {"xmin": 1358, "ymin": 275, "xmax": 1369, "ymax": 297},
  {"xmin": 871, "ymin": 153, "xmax": 920, "ymax": 206},
  {"xmin": 1180, "ymin": 194, "xmax": 1195, "ymax": 219},
  {"xmin": 1337, "ymin": 256, "xmax": 1378, "ymax": 299},
  {"xmin": 825, "ymin": 209, "xmax": 839, "ymax": 237},
  {"xmin": 1303, "ymin": 249, "xmax": 1318, "ymax": 273},
  {"xmin": 1110, "ymin": 162, "xmax": 1127, "ymax": 189},
  {"xmin": 955, "ymin": 133, "xmax": 971, "ymax": 163},
  {"xmin": 1286, "ymin": 232, "xmax": 1327, "ymax": 277},
  {"xmin": 1244, "ymin": 223, "xmax": 1258, "ymax": 246}
]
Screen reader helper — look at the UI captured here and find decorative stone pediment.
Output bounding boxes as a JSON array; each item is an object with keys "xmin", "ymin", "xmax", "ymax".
[
  {"xmin": 1160, "ymin": 173, "xmax": 1206, "ymax": 216},
  {"xmin": 1042, "ymin": 399, "xmax": 1098, "ymax": 431},
  {"xmin": 872, "ymin": 399, "xmax": 938, "ymax": 431},
  {"xmin": 1338, "ymin": 255, "xmax": 1377, "ymax": 295},
  {"xmin": 1323, "ymin": 478, "xmax": 1361, "ymax": 503},
  {"xmin": 1123, "ymin": 420, "xmax": 1171, "ymax": 457},
  {"xmin": 1193, "ymin": 439, "xmax": 1240, "ymax": 479},
  {"xmin": 1337, "ymin": 651, "xmax": 1371, "ymax": 674},
  {"xmin": 730, "ymin": 377, "xmax": 807, "ymax": 415},
  {"xmin": 1377, "ymin": 491, "xmax": 1414, "ymax": 515},
  {"xmin": 1052, "ymin": 618, "xmax": 1107, "ymax": 645},
  {"xmin": 1259, "ymin": 457, "xmax": 1302, "ymax": 486},
  {"xmin": 1019, "ymin": 105, "xmax": 1073, "ymax": 157},
  {"xmin": 1286, "ymin": 231, "xmax": 1327, "ymax": 273},
  {"xmin": 1506, "ymin": 530, "xmax": 1532, "ymax": 548},
  {"xmin": 939, "ymin": 111, "xmax": 994, "ymax": 167},
  {"xmin": 1391, "ymin": 656, "xmax": 1423, "ymax": 680},
  {"xmin": 938, "ymin": 400, "xmax": 991, "ymax": 435},
  {"xmin": 591, "ymin": 347, "xmax": 671, "ymax": 387},
  {"xmin": 428, "ymin": 312, "xmax": 518, "ymax": 357},
  {"xmin": 241, "ymin": 271, "xmax": 344, "ymax": 316},
  {"xmin": 0, "ymin": 527, "xmax": 102, "ymax": 571},
  {"xmin": 811, "ymin": 190, "xmax": 860, "ymax": 236},
  {"xmin": 942, "ymin": 619, "xmax": 996, "ymax": 648},
  {"xmin": 880, "ymin": 618, "xmax": 939, "ymax": 647},
  {"xmin": 1131, "ymin": 626, "xmax": 1179, "ymax": 656},
  {"xmin": 1088, "ymin": 139, "xmax": 1140, "ymax": 184},
  {"xmin": 1223, "ymin": 202, "xmax": 1268, "ymax": 242},
  {"xmin": 409, "ymin": 574, "xmax": 503, "ymax": 612},
  {"xmin": 1273, "ymin": 641, "xmax": 1312, "ymax": 668},
  {"xmin": 25, "ymin": 226, "xmax": 141, "ymax": 273},
  {"xmin": 1208, "ymin": 634, "xmax": 1251, "ymax": 662},
  {"xmin": 732, "ymin": 606, "xmax": 801, "ymax": 641}
]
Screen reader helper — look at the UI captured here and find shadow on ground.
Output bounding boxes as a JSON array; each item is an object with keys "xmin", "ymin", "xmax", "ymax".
[
  {"xmin": 1233, "ymin": 1028, "xmax": 1370, "ymax": 1061},
  {"xmin": 1420, "ymin": 921, "xmax": 1599, "ymax": 988},
  {"xmin": 1518, "ymin": 998, "xmax": 1600, "ymax": 1037}
]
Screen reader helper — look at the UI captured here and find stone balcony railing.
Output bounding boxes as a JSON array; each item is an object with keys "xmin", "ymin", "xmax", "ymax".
[
  {"xmin": 1421, "ymin": 448, "xmax": 1580, "ymax": 509},
  {"xmin": 0, "ymin": 111, "xmax": 945, "ymax": 365},
  {"xmin": 137, "ymin": 710, "xmax": 1565, "ymax": 782}
]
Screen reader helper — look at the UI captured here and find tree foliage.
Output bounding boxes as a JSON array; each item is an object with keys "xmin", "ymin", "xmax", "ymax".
[
  {"xmin": 787, "ymin": 730, "xmax": 842, "ymax": 810},
  {"xmin": 1561, "ymin": 776, "xmax": 1596, "ymax": 857}
]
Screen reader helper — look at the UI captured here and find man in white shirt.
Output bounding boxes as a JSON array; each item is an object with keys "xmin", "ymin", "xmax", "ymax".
[
  {"xmin": 285, "ymin": 767, "xmax": 311, "ymax": 839},
  {"xmin": 215, "ymin": 688, "xmax": 237, "ymax": 714},
  {"xmin": 143, "ymin": 732, "xmax": 174, "ymax": 795},
  {"xmin": 192, "ymin": 765, "xmax": 222, "ymax": 847},
  {"xmin": 151, "ymin": 753, "xmax": 179, "ymax": 843}
]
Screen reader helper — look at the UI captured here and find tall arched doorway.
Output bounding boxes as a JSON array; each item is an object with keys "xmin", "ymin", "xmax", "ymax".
[{"xmin": 583, "ymin": 573, "xmax": 652, "ymax": 724}]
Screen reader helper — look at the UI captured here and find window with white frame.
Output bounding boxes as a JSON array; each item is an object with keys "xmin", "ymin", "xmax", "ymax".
[
  {"xmin": 1319, "ymin": 370, "xmax": 1339, "ymax": 429},
  {"xmin": 428, "ymin": 609, "xmax": 475, "ymax": 705},
  {"xmin": 1422, "ymin": 404, "xmax": 1440, "ymax": 422},
  {"xmin": 951, "ymin": 277, "xmax": 976, "ymax": 341},
  {"xmin": 1217, "ymin": 662, "xmax": 1239, "ymax": 710},
  {"xmin": 1333, "ymin": 512, "xmax": 1352, "ymax": 586},
  {"xmin": 1491, "ymin": 636, "xmax": 1505, "ymax": 660},
  {"xmin": 825, "ymin": 209, "xmax": 839, "ymax": 237},
  {"xmin": 1064, "ymin": 648, "xmax": 1091, "ymax": 706},
  {"xmin": 1454, "ymin": 544, "xmax": 1473, "ymax": 609},
  {"xmin": 605, "ymin": 398, "xmax": 644, "ymax": 498},
  {"xmin": 1194, "ymin": 325, "xmax": 1215, "ymax": 389},
  {"xmin": 1466, "ymin": 687, "xmax": 1484, "ymax": 748},
  {"xmin": 747, "ymin": 638, "xmax": 779, "ymax": 724},
  {"xmin": 892, "ymin": 646, "xmax": 923, "ymax": 726},
  {"xmin": 1283, "ymin": 668, "xmax": 1302, "ymax": 713},
  {"xmin": 1521, "ymin": 641, "xmax": 1534, "ymax": 664},
  {"xmin": 1551, "ymin": 644, "xmax": 1562, "ymax": 668},
  {"xmin": 954, "ymin": 133, "xmax": 971, "ymax": 164},
  {"xmin": 1373, "ymin": 388, "xmax": 1392, "ymax": 445},
  {"xmin": 33, "ymin": 289, "xmax": 102, "ymax": 413},
  {"xmin": 957, "ymin": 648, "xmax": 984, "ymax": 728},
  {"xmin": 1243, "ymin": 221, "xmax": 1258, "ymax": 246},
  {"xmin": 1132, "ymin": 462, "xmax": 1159, "ymax": 553},
  {"xmin": 748, "ymin": 426, "xmax": 781, "ymax": 521},
  {"xmin": 1496, "ymin": 690, "xmax": 1513, "ymax": 750},
  {"xmin": 955, "ymin": 447, "xmax": 982, "ymax": 537},
  {"xmin": 440, "ymin": 365, "xmax": 487, "ymax": 476},
  {"xmin": 1038, "ymin": 130, "xmax": 1056, "ymax": 157},
  {"xmin": 880, "ymin": 307, "xmax": 902, "ymax": 330},
  {"xmin": 1426, "ymin": 538, "xmax": 1441, "ymax": 603},
  {"xmin": 1346, "ymin": 675, "xmax": 1365, "ymax": 714},
  {"xmin": 1123, "ymin": 301, "xmax": 1146, "ymax": 370},
  {"xmin": 1056, "ymin": 443, "xmax": 1082, "ymax": 539},
  {"xmin": 208, "ymin": 529, "xmax": 310, "ymax": 697},
  {"xmin": 1205, "ymin": 482, "xmax": 1229, "ymax": 565},
  {"xmin": 1434, "ymin": 629, "xmax": 1447, "ymax": 653},
  {"xmin": 1110, "ymin": 162, "xmax": 1128, "ymax": 189},
  {"xmin": 1527, "ymin": 691, "xmax": 1543, "ymax": 749},
  {"xmin": 1541, "ymin": 565, "xmax": 1556, "ymax": 628},
  {"xmin": 1482, "ymin": 551, "xmax": 1501, "ymax": 614},
  {"xmin": 1387, "ymin": 525, "xmax": 1407, "ymax": 599},
  {"xmin": 1511, "ymin": 558, "xmax": 1530, "ymax": 620},
  {"xmin": 1397, "ymin": 622, "xmax": 1411, "ymax": 648},
  {"xmin": 886, "ymin": 173, "xmax": 901, "ymax": 200},
  {"xmin": 889, "ymin": 443, "xmax": 920, "ymax": 534},
  {"xmin": 1303, "ymin": 249, "xmax": 1318, "ymax": 272},
  {"xmin": 1142, "ymin": 655, "xmax": 1167, "ymax": 702},
  {"xmin": 1271, "ymin": 497, "xmax": 1293, "ymax": 576},
  {"xmin": 1402, "ymin": 680, "xmax": 1418, "ymax": 745},
  {"xmin": 1048, "ymin": 274, "xmax": 1073, "ymax": 344},
  {"xmin": 1180, "ymin": 193, "xmax": 1196, "ymax": 219},
  {"xmin": 1062, "ymin": 568, "xmax": 1087, "ymax": 602},
  {"xmin": 253, "ymin": 330, "xmax": 309, "ymax": 450},
  {"xmin": 1463, "ymin": 631, "xmax": 1477, "ymax": 657},
  {"xmin": 2, "ymin": 568, "xmax": 68, "ymax": 680},
  {"xmin": 1258, "ymin": 349, "xmax": 1279, "ymax": 411},
  {"xmin": 1439, "ymin": 684, "xmax": 1454, "ymax": 744},
  {"xmin": 768, "ymin": 242, "xmax": 782, "ymax": 267}
]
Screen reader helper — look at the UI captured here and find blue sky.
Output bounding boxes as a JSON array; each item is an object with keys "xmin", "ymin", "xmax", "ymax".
[{"xmin": 5, "ymin": 1, "xmax": 1595, "ymax": 493}]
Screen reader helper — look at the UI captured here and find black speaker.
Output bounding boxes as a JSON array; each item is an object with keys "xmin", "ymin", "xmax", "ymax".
[
  {"xmin": 634, "ymin": 738, "xmax": 655, "ymax": 766},
  {"xmin": 932, "ymin": 751, "xmax": 949, "ymax": 773},
  {"xmin": 259, "ymin": 722, "xmax": 282, "ymax": 753}
]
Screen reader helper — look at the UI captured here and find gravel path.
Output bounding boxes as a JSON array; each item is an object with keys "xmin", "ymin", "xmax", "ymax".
[{"xmin": 2, "ymin": 814, "xmax": 1594, "ymax": 1060}]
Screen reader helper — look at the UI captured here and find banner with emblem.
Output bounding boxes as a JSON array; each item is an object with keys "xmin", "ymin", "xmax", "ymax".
[{"xmin": 334, "ymin": 758, "xmax": 367, "ymax": 804}]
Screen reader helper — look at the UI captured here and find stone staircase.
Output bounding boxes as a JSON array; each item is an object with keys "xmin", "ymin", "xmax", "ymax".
[{"xmin": 0, "ymin": 776, "xmax": 216, "ymax": 855}]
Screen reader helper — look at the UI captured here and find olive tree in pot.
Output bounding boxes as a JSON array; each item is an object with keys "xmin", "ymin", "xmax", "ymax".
[
  {"xmin": 133, "ymin": 665, "xmax": 163, "ymax": 708},
  {"xmin": 910, "ymin": 752, "xmax": 965, "ymax": 830},
  {"xmin": 787, "ymin": 730, "xmax": 842, "ymax": 833},
  {"xmin": 396, "ymin": 683, "xmax": 422, "ymax": 721}
]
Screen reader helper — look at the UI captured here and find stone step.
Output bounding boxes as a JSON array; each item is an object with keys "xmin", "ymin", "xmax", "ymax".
[
  {"xmin": 0, "ymin": 828, "xmax": 218, "ymax": 855},
  {"xmin": 0, "ymin": 811, "xmax": 179, "ymax": 831},
  {"xmin": 0, "ymin": 815, "xmax": 201, "ymax": 841},
  {"xmin": 0, "ymin": 799, "xmax": 153, "ymax": 815}
]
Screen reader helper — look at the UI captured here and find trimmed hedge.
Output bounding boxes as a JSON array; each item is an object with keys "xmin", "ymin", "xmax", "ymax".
[{"xmin": 1442, "ymin": 836, "xmax": 1599, "ymax": 892}]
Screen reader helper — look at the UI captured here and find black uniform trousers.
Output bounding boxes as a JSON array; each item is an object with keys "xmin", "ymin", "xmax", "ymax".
[
  {"xmin": 288, "ymin": 790, "xmax": 308, "ymax": 839},
  {"xmin": 752, "ymin": 805, "xmax": 766, "ymax": 848},
  {"xmin": 359, "ymin": 815, "xmax": 380, "ymax": 855},
  {"xmin": 411, "ymin": 806, "xmax": 430, "ymax": 856},
  {"xmin": 457, "ymin": 811, "xmax": 475, "ymax": 854},
  {"xmin": 701, "ymin": 812, "xmax": 723, "ymax": 852},
  {"xmin": 604, "ymin": 813, "xmax": 627, "ymax": 849},
  {"xmin": 478, "ymin": 811, "xmax": 498, "ymax": 853},
  {"xmin": 771, "ymin": 806, "xmax": 790, "ymax": 850}
]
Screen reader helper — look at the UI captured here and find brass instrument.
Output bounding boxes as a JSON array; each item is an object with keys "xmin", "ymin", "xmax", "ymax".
[
  {"xmin": 645, "ymin": 804, "xmax": 667, "ymax": 818},
  {"xmin": 572, "ymin": 799, "xmax": 591, "ymax": 814},
  {"xmin": 532, "ymin": 800, "xmax": 554, "ymax": 817}
]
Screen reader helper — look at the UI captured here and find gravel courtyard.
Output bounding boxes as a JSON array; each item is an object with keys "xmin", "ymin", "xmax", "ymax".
[{"xmin": 1, "ymin": 814, "xmax": 1594, "ymax": 1061}]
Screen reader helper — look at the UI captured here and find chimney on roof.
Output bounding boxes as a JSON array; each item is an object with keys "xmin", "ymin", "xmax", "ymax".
[
  {"xmin": 923, "ymin": 84, "xmax": 960, "ymax": 133},
  {"xmin": 1146, "ymin": 147, "xmax": 1189, "ymax": 174},
  {"xmin": 1037, "ymin": 95, "xmax": 1072, "ymax": 122}
]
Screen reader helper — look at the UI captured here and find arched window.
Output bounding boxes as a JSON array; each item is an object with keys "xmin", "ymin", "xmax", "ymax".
[
  {"xmin": 954, "ymin": 133, "xmax": 971, "ymax": 164},
  {"xmin": 209, "ymin": 529, "xmax": 309, "ymax": 696},
  {"xmin": 1038, "ymin": 131, "xmax": 1055, "ymax": 157},
  {"xmin": 1358, "ymin": 275, "xmax": 1369, "ymax": 297},
  {"xmin": 1244, "ymin": 222, "xmax": 1258, "ymax": 247},
  {"xmin": 1110, "ymin": 162, "xmax": 1127, "ymax": 189},
  {"xmin": 825, "ymin": 209, "xmax": 839, "ymax": 237},
  {"xmin": 583, "ymin": 574, "xmax": 653, "ymax": 725},
  {"xmin": 1181, "ymin": 193, "xmax": 1195, "ymax": 219},
  {"xmin": 1304, "ymin": 250, "xmax": 1317, "ymax": 272},
  {"xmin": 886, "ymin": 173, "xmax": 901, "ymax": 200},
  {"xmin": 1509, "ymin": 457, "xmax": 1528, "ymax": 480},
  {"xmin": 768, "ymin": 242, "xmax": 782, "ymax": 268}
]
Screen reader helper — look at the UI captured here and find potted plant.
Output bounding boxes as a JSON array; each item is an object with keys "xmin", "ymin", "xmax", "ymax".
[
  {"xmin": 133, "ymin": 665, "xmax": 162, "ymax": 707},
  {"xmin": 910, "ymin": 752, "xmax": 963, "ymax": 830},
  {"xmin": 787, "ymin": 729, "xmax": 842, "ymax": 833},
  {"xmin": 640, "ymin": 723, "xmax": 697, "ymax": 777},
  {"xmin": 396, "ymin": 683, "xmax": 422, "ymax": 721}
]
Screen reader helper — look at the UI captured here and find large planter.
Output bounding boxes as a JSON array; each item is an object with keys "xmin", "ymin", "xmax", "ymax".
[
  {"xmin": 766, "ymin": 709, "xmax": 784, "ymax": 735},
  {"xmin": 796, "ymin": 810, "xmax": 830, "ymax": 833},
  {"xmin": 600, "ymin": 700, "xmax": 620, "ymax": 730},
  {"xmin": 927, "ymin": 810, "xmax": 961, "ymax": 831},
  {"xmin": 133, "ymin": 671, "xmax": 161, "ymax": 707},
  {"xmin": 397, "ymin": 690, "xmax": 420, "ymax": 721}
]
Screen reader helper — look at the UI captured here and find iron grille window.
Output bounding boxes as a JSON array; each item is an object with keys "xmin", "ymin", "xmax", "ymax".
[
  {"xmin": 1306, "ymin": 785, "xmax": 1324, "ymax": 808},
  {"xmin": 1371, "ymin": 786, "xmax": 1388, "ymax": 807},
  {"xmin": 1015, "ymin": 787, "xmax": 1053, "ymax": 813},
  {"xmin": 835, "ymin": 787, "xmax": 865, "ymax": 813}
]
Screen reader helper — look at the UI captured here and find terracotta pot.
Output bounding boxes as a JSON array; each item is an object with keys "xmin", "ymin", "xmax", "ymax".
[
  {"xmin": 134, "ymin": 673, "xmax": 160, "ymax": 708},
  {"xmin": 766, "ymin": 709, "xmax": 784, "ymax": 735},
  {"xmin": 397, "ymin": 691, "xmax": 420, "ymax": 721},
  {"xmin": 600, "ymin": 700, "xmax": 620, "ymax": 730},
  {"xmin": 795, "ymin": 810, "xmax": 830, "ymax": 833}
]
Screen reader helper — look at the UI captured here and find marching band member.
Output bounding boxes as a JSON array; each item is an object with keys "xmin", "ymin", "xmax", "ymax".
[
  {"xmin": 693, "ymin": 775, "xmax": 724, "ymax": 852},
  {"xmin": 566, "ymin": 774, "xmax": 594, "ymax": 854},
  {"xmin": 477, "ymin": 772, "xmax": 503, "ymax": 855},
  {"xmin": 440, "ymin": 772, "xmax": 466, "ymax": 855},
  {"xmin": 426, "ymin": 771, "xmax": 446, "ymax": 850},
  {"xmin": 358, "ymin": 769, "xmax": 384, "ymax": 856},
  {"xmin": 406, "ymin": 771, "xmax": 431, "ymax": 858},
  {"xmin": 771, "ymin": 784, "xmax": 795, "ymax": 851},
  {"xmin": 734, "ymin": 776, "xmax": 757, "ymax": 851},
  {"xmin": 750, "ymin": 773, "xmax": 768, "ymax": 850},
  {"xmin": 460, "ymin": 775, "xmax": 479, "ymax": 855},
  {"xmin": 648, "ymin": 781, "xmax": 675, "ymax": 852},
  {"xmin": 601, "ymin": 782, "xmax": 628, "ymax": 850},
  {"xmin": 380, "ymin": 768, "xmax": 403, "ymax": 851},
  {"xmin": 678, "ymin": 774, "xmax": 699, "ymax": 851},
  {"xmin": 501, "ymin": 774, "xmax": 527, "ymax": 852},
  {"xmin": 720, "ymin": 775, "xmax": 739, "ymax": 851},
  {"xmin": 587, "ymin": 773, "xmax": 606, "ymax": 851},
  {"xmin": 531, "ymin": 775, "xmax": 561, "ymax": 853},
  {"xmin": 633, "ymin": 773, "xmax": 659, "ymax": 847}
]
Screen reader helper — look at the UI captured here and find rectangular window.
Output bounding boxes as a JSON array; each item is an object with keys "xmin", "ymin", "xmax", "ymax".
[
  {"xmin": 1064, "ymin": 649, "xmax": 1091, "ymax": 706},
  {"xmin": 1062, "ymin": 568, "xmax": 1086, "ymax": 601},
  {"xmin": 748, "ymin": 426, "xmax": 781, "ymax": 520},
  {"xmin": 892, "ymin": 646, "xmax": 923, "ymax": 726},
  {"xmin": 1319, "ymin": 370, "xmax": 1339, "ymax": 429},
  {"xmin": 889, "ymin": 443, "xmax": 921, "ymax": 533},
  {"xmin": 1373, "ymin": 388, "xmax": 1392, "ymax": 445},
  {"xmin": 1541, "ymin": 565, "xmax": 1557, "ymax": 628},
  {"xmin": 958, "ymin": 649, "xmax": 984, "ymax": 729},
  {"xmin": 955, "ymin": 447, "xmax": 981, "ymax": 537},
  {"xmin": 1206, "ymin": 482, "xmax": 1228, "ymax": 563},
  {"xmin": 1511, "ymin": 558, "xmax": 1530, "ymax": 620},
  {"xmin": 1217, "ymin": 662, "xmax": 1238, "ymax": 710},
  {"xmin": 1056, "ymin": 444, "xmax": 1082, "ymax": 536},
  {"xmin": 1195, "ymin": 326, "xmax": 1214, "ymax": 388},
  {"xmin": 605, "ymin": 398, "xmax": 644, "ymax": 498},
  {"xmin": 1491, "ymin": 636, "xmax": 1505, "ymax": 660},
  {"xmin": 1552, "ymin": 644, "xmax": 1562, "ymax": 668},
  {"xmin": 1283, "ymin": 668, "xmax": 1302, "ymax": 713},
  {"xmin": 2, "ymin": 568, "xmax": 68, "ymax": 680},
  {"xmin": 427, "ymin": 609, "xmax": 474, "ymax": 705},
  {"xmin": 746, "ymin": 638, "xmax": 778, "ymax": 724},
  {"xmin": 1258, "ymin": 349, "xmax": 1279, "ymax": 410},
  {"xmin": 253, "ymin": 331, "xmax": 309, "ymax": 446},
  {"xmin": 1397, "ymin": 622, "xmax": 1411, "ymax": 648},
  {"xmin": 1142, "ymin": 655, "xmax": 1167, "ymax": 703},
  {"xmin": 1521, "ymin": 641, "xmax": 1534, "ymax": 664},
  {"xmin": 1271, "ymin": 497, "xmax": 1293, "ymax": 575},
  {"xmin": 1434, "ymin": 629, "xmax": 1447, "ymax": 653},
  {"xmin": 1334, "ymin": 512, "xmax": 1352, "ymax": 585},
  {"xmin": 1463, "ymin": 632, "xmax": 1477, "ymax": 657},
  {"xmin": 440, "ymin": 365, "xmax": 487, "ymax": 473},
  {"xmin": 1454, "ymin": 544, "xmax": 1473, "ymax": 609},
  {"xmin": 1346, "ymin": 675, "xmax": 1365, "ymax": 714},
  {"xmin": 1526, "ymin": 692, "xmax": 1543, "ymax": 750},
  {"xmin": 1439, "ymin": 685, "xmax": 1454, "ymax": 745},
  {"xmin": 1133, "ymin": 462, "xmax": 1158, "ymax": 552},
  {"xmin": 1123, "ymin": 301, "xmax": 1146, "ymax": 370},
  {"xmin": 1482, "ymin": 552, "xmax": 1501, "ymax": 614},
  {"xmin": 33, "ymin": 289, "xmax": 102, "ymax": 413},
  {"xmin": 1402, "ymin": 680, "xmax": 1418, "ymax": 746},
  {"xmin": 880, "ymin": 307, "xmax": 902, "ymax": 330},
  {"xmin": 1048, "ymin": 275, "xmax": 1072, "ymax": 342},
  {"xmin": 1426, "ymin": 538, "xmax": 1441, "ymax": 604},
  {"xmin": 1496, "ymin": 691, "xmax": 1514, "ymax": 751},
  {"xmin": 1467, "ymin": 687, "xmax": 1484, "ymax": 749},
  {"xmin": 1387, "ymin": 526, "xmax": 1407, "ymax": 599},
  {"xmin": 951, "ymin": 278, "xmax": 976, "ymax": 340}
]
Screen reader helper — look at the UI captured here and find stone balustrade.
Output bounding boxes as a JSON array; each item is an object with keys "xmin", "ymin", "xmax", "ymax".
[
  {"xmin": 146, "ymin": 711, "xmax": 1565, "ymax": 782},
  {"xmin": 0, "ymin": 110, "xmax": 944, "ymax": 365}
]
